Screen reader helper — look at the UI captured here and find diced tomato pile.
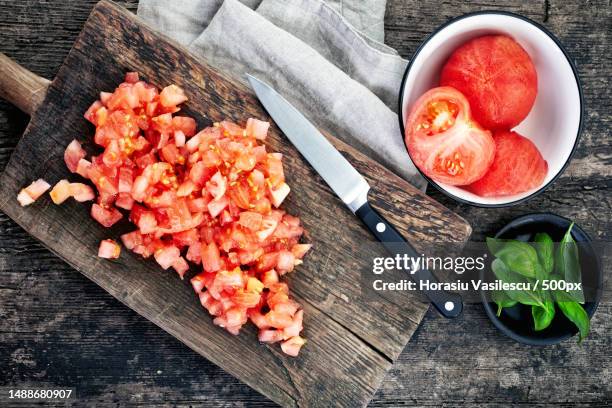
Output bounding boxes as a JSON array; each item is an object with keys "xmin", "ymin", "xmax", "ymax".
[{"xmin": 19, "ymin": 73, "xmax": 311, "ymax": 356}]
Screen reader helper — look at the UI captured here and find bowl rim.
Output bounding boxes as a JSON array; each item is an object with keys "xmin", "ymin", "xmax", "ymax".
[
  {"xmin": 397, "ymin": 10, "xmax": 585, "ymax": 208},
  {"xmin": 479, "ymin": 212, "xmax": 602, "ymax": 345}
]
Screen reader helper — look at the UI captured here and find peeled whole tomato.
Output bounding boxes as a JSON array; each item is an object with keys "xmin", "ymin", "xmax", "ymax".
[
  {"xmin": 440, "ymin": 35, "xmax": 538, "ymax": 130},
  {"xmin": 466, "ymin": 130, "xmax": 548, "ymax": 197}
]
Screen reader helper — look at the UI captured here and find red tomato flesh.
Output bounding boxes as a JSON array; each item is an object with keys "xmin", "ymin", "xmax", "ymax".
[
  {"xmin": 98, "ymin": 239, "xmax": 121, "ymax": 259},
  {"xmin": 64, "ymin": 140, "xmax": 87, "ymax": 173},
  {"xmin": 440, "ymin": 35, "xmax": 538, "ymax": 130},
  {"xmin": 466, "ymin": 130, "xmax": 548, "ymax": 197},
  {"xmin": 17, "ymin": 179, "xmax": 51, "ymax": 206},
  {"xmin": 405, "ymin": 86, "xmax": 495, "ymax": 185},
  {"xmin": 59, "ymin": 73, "xmax": 311, "ymax": 356}
]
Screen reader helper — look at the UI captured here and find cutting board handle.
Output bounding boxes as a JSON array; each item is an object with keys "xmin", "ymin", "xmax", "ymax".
[{"xmin": 0, "ymin": 53, "xmax": 51, "ymax": 116}]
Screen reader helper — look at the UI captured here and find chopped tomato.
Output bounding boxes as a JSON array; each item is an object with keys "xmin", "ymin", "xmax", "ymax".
[
  {"xmin": 64, "ymin": 140, "xmax": 87, "ymax": 173},
  {"xmin": 259, "ymin": 329, "xmax": 284, "ymax": 343},
  {"xmin": 280, "ymin": 336, "xmax": 306, "ymax": 357},
  {"xmin": 467, "ymin": 130, "xmax": 548, "ymax": 197},
  {"xmin": 17, "ymin": 190, "xmax": 35, "ymax": 206},
  {"xmin": 404, "ymin": 86, "xmax": 495, "ymax": 185},
  {"xmin": 265, "ymin": 153, "xmax": 285, "ymax": 187},
  {"xmin": 174, "ymin": 130, "xmax": 186, "ymax": 147},
  {"xmin": 84, "ymin": 101, "xmax": 104, "ymax": 126},
  {"xmin": 17, "ymin": 179, "xmax": 51, "ymax": 206},
  {"xmin": 276, "ymin": 250, "xmax": 296, "ymax": 275},
  {"xmin": 206, "ymin": 171, "xmax": 227, "ymax": 200},
  {"xmin": 137, "ymin": 211, "xmax": 157, "ymax": 234},
  {"xmin": 207, "ymin": 195, "xmax": 229, "ymax": 218},
  {"xmin": 98, "ymin": 239, "xmax": 121, "ymax": 259},
  {"xmin": 91, "ymin": 203, "xmax": 122, "ymax": 227},
  {"xmin": 262, "ymin": 269, "xmax": 279, "ymax": 287},
  {"xmin": 173, "ymin": 229, "xmax": 199, "ymax": 247},
  {"xmin": 172, "ymin": 116, "xmax": 196, "ymax": 137},
  {"xmin": 69, "ymin": 183, "xmax": 95, "ymax": 202},
  {"xmin": 269, "ymin": 182, "xmax": 290, "ymax": 207},
  {"xmin": 172, "ymin": 256, "xmax": 190, "ymax": 279},
  {"xmin": 186, "ymin": 242, "xmax": 202, "ymax": 264},
  {"xmin": 160, "ymin": 85, "xmax": 188, "ymax": 108},
  {"xmin": 120, "ymin": 230, "xmax": 142, "ymax": 250},
  {"xmin": 440, "ymin": 35, "xmax": 537, "ymax": 130},
  {"xmin": 118, "ymin": 167, "xmax": 134, "ymax": 193},
  {"xmin": 246, "ymin": 118, "xmax": 270, "ymax": 140},
  {"xmin": 115, "ymin": 192, "xmax": 134, "ymax": 210},
  {"xmin": 202, "ymin": 242, "xmax": 222, "ymax": 273},
  {"xmin": 49, "ymin": 180, "xmax": 71, "ymax": 204},
  {"xmin": 67, "ymin": 74, "xmax": 310, "ymax": 356},
  {"xmin": 291, "ymin": 244, "xmax": 312, "ymax": 259},
  {"xmin": 154, "ymin": 245, "xmax": 181, "ymax": 270},
  {"xmin": 283, "ymin": 310, "xmax": 304, "ymax": 339},
  {"xmin": 124, "ymin": 72, "xmax": 139, "ymax": 84},
  {"xmin": 76, "ymin": 159, "xmax": 92, "ymax": 178},
  {"xmin": 238, "ymin": 211, "xmax": 263, "ymax": 230}
]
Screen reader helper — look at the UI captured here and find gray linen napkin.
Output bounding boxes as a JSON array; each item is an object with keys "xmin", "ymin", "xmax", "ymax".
[{"xmin": 137, "ymin": 0, "xmax": 426, "ymax": 190}]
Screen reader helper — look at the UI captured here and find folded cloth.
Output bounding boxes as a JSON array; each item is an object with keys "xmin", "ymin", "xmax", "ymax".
[
  {"xmin": 137, "ymin": 0, "xmax": 388, "ymax": 44},
  {"xmin": 137, "ymin": 0, "xmax": 426, "ymax": 190}
]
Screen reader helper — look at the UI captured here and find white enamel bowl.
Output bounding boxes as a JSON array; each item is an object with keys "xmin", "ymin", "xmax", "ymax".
[{"xmin": 398, "ymin": 11, "xmax": 583, "ymax": 207}]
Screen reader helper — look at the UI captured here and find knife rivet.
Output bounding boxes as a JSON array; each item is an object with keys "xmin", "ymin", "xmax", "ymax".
[
  {"xmin": 376, "ymin": 222, "xmax": 386, "ymax": 233},
  {"xmin": 444, "ymin": 301, "xmax": 455, "ymax": 311}
]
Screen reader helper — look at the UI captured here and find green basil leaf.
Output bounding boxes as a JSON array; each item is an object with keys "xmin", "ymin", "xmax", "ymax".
[
  {"xmin": 556, "ymin": 290, "xmax": 590, "ymax": 343},
  {"xmin": 532, "ymin": 299, "xmax": 555, "ymax": 331},
  {"xmin": 555, "ymin": 223, "xmax": 584, "ymax": 303},
  {"xmin": 486, "ymin": 237, "xmax": 506, "ymax": 254},
  {"xmin": 534, "ymin": 232, "xmax": 554, "ymax": 275},
  {"xmin": 491, "ymin": 259, "xmax": 544, "ymax": 307},
  {"xmin": 492, "ymin": 240, "xmax": 540, "ymax": 278},
  {"xmin": 492, "ymin": 290, "xmax": 518, "ymax": 317}
]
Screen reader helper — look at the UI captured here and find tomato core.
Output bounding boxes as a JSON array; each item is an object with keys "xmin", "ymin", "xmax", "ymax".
[{"xmin": 418, "ymin": 100, "xmax": 459, "ymax": 136}]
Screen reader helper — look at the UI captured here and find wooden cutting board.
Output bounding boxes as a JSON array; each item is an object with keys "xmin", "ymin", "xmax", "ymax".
[{"xmin": 0, "ymin": 1, "xmax": 471, "ymax": 406}]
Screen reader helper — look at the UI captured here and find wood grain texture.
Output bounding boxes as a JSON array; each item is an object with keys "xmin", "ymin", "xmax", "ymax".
[
  {"xmin": 0, "ymin": 1, "xmax": 470, "ymax": 407},
  {"xmin": 0, "ymin": 53, "xmax": 50, "ymax": 115},
  {"xmin": 0, "ymin": 0, "xmax": 610, "ymax": 407}
]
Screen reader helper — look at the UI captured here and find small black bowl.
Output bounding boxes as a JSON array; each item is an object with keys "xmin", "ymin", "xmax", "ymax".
[{"xmin": 480, "ymin": 213, "xmax": 602, "ymax": 345}]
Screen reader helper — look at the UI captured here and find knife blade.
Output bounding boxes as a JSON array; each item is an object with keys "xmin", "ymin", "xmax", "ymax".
[{"xmin": 247, "ymin": 74, "xmax": 462, "ymax": 318}]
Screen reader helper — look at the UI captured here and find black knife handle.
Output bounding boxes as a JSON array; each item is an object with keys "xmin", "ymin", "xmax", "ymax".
[{"xmin": 356, "ymin": 201, "xmax": 463, "ymax": 318}]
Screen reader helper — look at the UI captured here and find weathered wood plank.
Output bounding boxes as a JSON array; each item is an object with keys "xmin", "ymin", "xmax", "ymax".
[
  {"xmin": 1, "ymin": 0, "xmax": 610, "ymax": 406},
  {"xmin": 0, "ymin": 1, "xmax": 471, "ymax": 406}
]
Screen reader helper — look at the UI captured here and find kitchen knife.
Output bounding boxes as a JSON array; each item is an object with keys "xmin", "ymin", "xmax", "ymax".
[{"xmin": 247, "ymin": 74, "xmax": 463, "ymax": 318}]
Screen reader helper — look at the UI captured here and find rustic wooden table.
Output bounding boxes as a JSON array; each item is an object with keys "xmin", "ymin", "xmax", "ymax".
[{"xmin": 0, "ymin": 1, "xmax": 610, "ymax": 406}]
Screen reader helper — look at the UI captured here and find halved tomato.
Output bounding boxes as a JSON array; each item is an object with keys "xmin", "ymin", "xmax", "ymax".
[
  {"xmin": 466, "ymin": 130, "xmax": 548, "ymax": 197},
  {"xmin": 404, "ymin": 86, "xmax": 495, "ymax": 185}
]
